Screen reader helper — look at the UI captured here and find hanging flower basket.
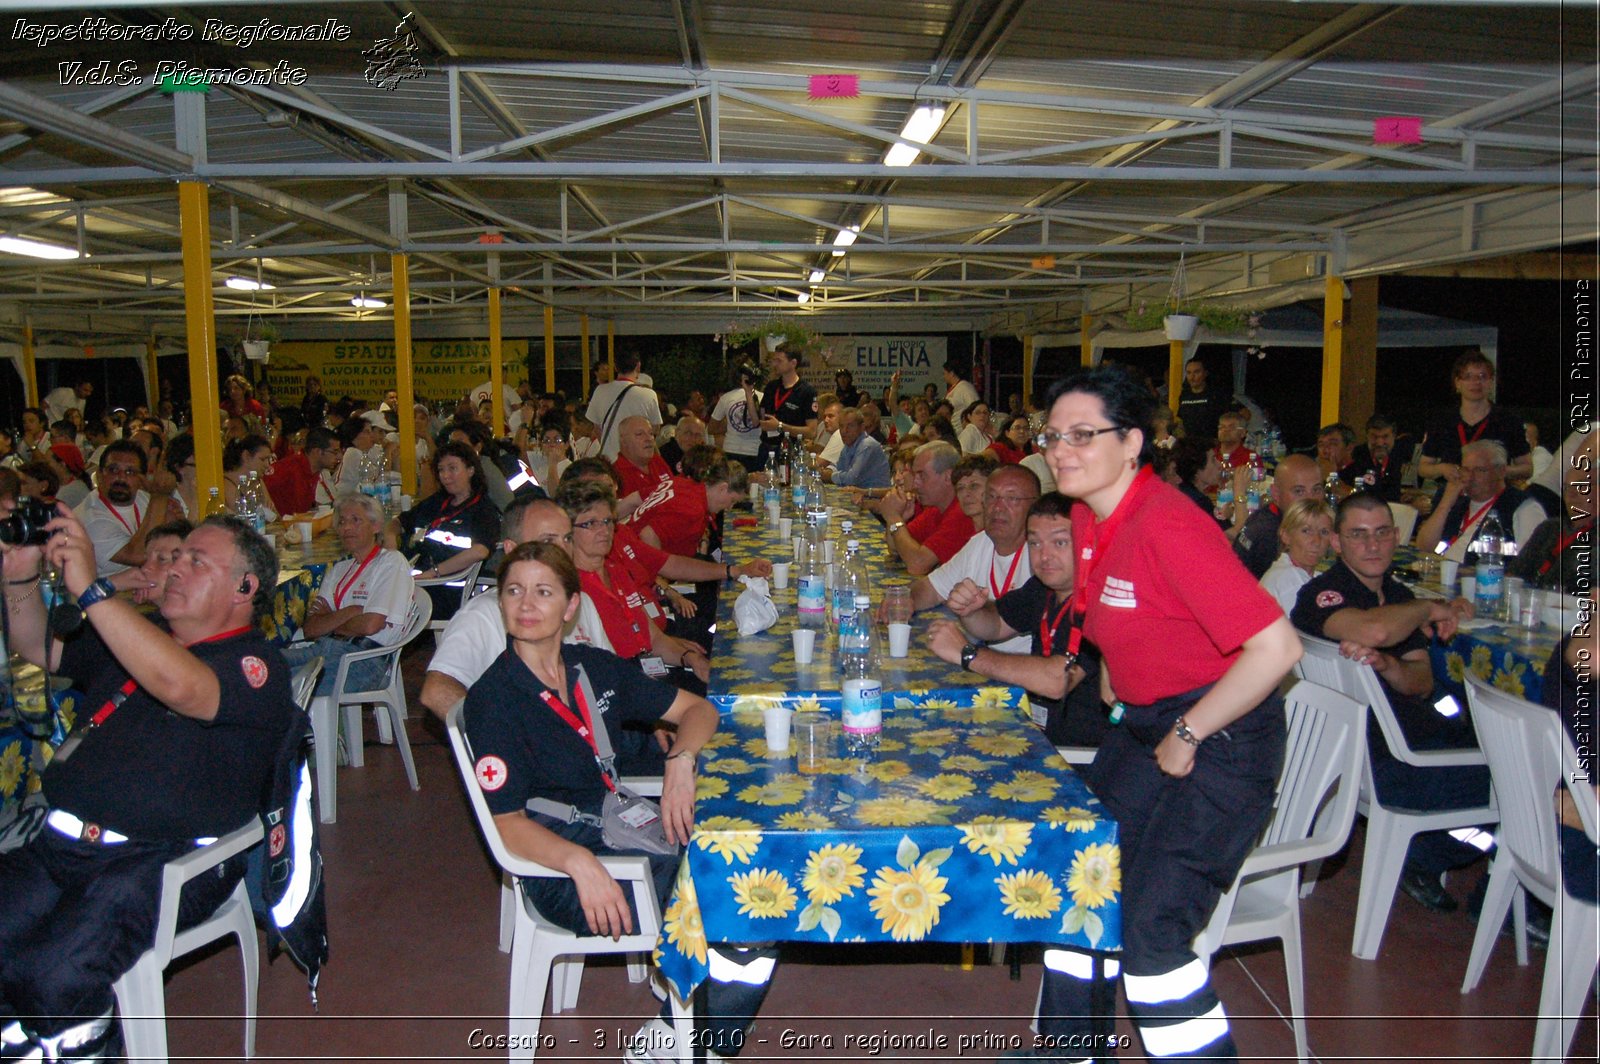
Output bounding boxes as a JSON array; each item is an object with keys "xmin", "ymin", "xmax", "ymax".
[
  {"xmin": 721, "ymin": 318, "xmax": 836, "ymax": 365},
  {"xmin": 242, "ymin": 340, "xmax": 271, "ymax": 362},
  {"xmin": 1163, "ymin": 314, "xmax": 1199, "ymax": 342}
]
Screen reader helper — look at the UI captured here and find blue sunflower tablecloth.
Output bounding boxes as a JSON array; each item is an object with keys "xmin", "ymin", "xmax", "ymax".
[
  {"xmin": 1432, "ymin": 621, "xmax": 1559, "ymax": 706},
  {"xmin": 0, "ymin": 673, "xmax": 79, "ymax": 848},
  {"xmin": 263, "ymin": 563, "xmax": 328, "ymax": 646},
  {"xmin": 653, "ymin": 691, "xmax": 1121, "ymax": 999}
]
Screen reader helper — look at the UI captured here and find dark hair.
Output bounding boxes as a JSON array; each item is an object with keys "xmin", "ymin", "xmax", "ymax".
[
  {"xmin": 1451, "ymin": 350, "xmax": 1494, "ymax": 380},
  {"xmin": 1173, "ymin": 436, "xmax": 1218, "ymax": 484},
  {"xmin": 200, "ymin": 514, "xmax": 278, "ymax": 621},
  {"xmin": 1365, "ymin": 413, "xmax": 1395, "ymax": 433},
  {"xmin": 996, "ymin": 414, "xmax": 1030, "ymax": 443},
  {"xmin": 1334, "ymin": 491, "xmax": 1393, "ymax": 532},
  {"xmin": 501, "ymin": 540, "xmax": 581, "ymax": 600},
  {"xmin": 1027, "ymin": 491, "xmax": 1075, "ymax": 524},
  {"xmin": 305, "ymin": 427, "xmax": 339, "ymax": 454},
  {"xmin": 952, "ymin": 452, "xmax": 999, "ymax": 486},
  {"xmin": 49, "ymin": 419, "xmax": 76, "ymax": 438},
  {"xmin": 683, "ymin": 444, "xmax": 724, "ymax": 482},
  {"xmin": 165, "ymin": 434, "xmax": 195, "ymax": 475},
  {"xmin": 1318, "ymin": 423, "xmax": 1356, "ymax": 447},
  {"xmin": 18, "ymin": 460, "xmax": 60, "ymax": 497},
  {"xmin": 223, "ymin": 433, "xmax": 271, "ymax": 473},
  {"xmin": 21, "ymin": 406, "xmax": 46, "ymax": 425},
  {"xmin": 99, "ymin": 438, "xmax": 147, "ymax": 474},
  {"xmin": 615, "ymin": 349, "xmax": 643, "ymax": 374},
  {"xmin": 923, "ymin": 415, "xmax": 959, "ymax": 448},
  {"xmin": 432, "ymin": 440, "xmax": 488, "ymax": 499},
  {"xmin": 1043, "ymin": 364, "xmax": 1157, "ymax": 467},
  {"xmin": 555, "ymin": 477, "xmax": 617, "ymax": 521},
  {"xmin": 535, "ymin": 412, "xmax": 568, "ymax": 442},
  {"xmin": 448, "ymin": 419, "xmax": 491, "ymax": 450},
  {"xmin": 146, "ymin": 517, "xmax": 195, "ymax": 544},
  {"xmin": 561, "ymin": 456, "xmax": 622, "ymax": 493},
  {"xmin": 336, "ymin": 418, "xmax": 370, "ymax": 449}
]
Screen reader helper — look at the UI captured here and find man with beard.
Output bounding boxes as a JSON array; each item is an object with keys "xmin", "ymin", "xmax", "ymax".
[
  {"xmin": 74, "ymin": 439, "xmax": 175, "ymax": 578},
  {"xmin": 1345, "ymin": 415, "xmax": 1408, "ymax": 502}
]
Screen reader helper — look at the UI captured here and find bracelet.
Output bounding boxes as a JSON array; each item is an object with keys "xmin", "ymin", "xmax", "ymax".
[
  {"xmin": 887, "ymin": 521, "xmax": 906, "ymax": 535},
  {"xmin": 666, "ymin": 750, "xmax": 697, "ymax": 762},
  {"xmin": 725, "ymin": 562, "xmax": 735, "ymax": 579},
  {"xmin": 5, "ymin": 583, "xmax": 38, "ymax": 604},
  {"xmin": 1173, "ymin": 715, "xmax": 1204, "ymax": 747}
]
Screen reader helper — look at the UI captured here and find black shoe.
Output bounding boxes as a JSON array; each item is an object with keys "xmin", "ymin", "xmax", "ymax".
[
  {"xmin": 1496, "ymin": 902, "xmax": 1552, "ymax": 950},
  {"xmin": 1400, "ymin": 869, "xmax": 1459, "ymax": 913}
]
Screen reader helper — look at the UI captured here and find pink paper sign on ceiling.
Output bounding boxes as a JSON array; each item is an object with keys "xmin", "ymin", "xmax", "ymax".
[
  {"xmin": 808, "ymin": 74, "xmax": 859, "ymax": 99},
  {"xmin": 1373, "ymin": 116, "xmax": 1423, "ymax": 144}
]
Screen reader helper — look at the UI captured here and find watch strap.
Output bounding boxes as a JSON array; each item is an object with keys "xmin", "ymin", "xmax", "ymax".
[
  {"xmin": 76, "ymin": 578, "xmax": 118, "ymax": 612},
  {"xmin": 960, "ymin": 643, "xmax": 981, "ymax": 670}
]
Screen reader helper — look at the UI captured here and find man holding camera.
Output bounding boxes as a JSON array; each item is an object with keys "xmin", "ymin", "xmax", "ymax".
[
  {"xmin": 710, "ymin": 364, "xmax": 765, "ymax": 473},
  {"xmin": 0, "ymin": 506, "xmax": 291, "ymax": 1061}
]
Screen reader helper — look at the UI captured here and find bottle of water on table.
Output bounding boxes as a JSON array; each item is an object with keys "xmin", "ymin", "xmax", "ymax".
[
  {"xmin": 840, "ymin": 593, "xmax": 881, "ymax": 752},
  {"xmin": 1473, "ymin": 512, "xmax": 1506, "ymax": 620}
]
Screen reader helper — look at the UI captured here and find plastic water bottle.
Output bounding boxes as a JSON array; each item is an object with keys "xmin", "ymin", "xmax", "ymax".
[
  {"xmin": 796, "ymin": 518, "xmax": 827, "ymax": 630},
  {"xmin": 832, "ymin": 543, "xmax": 860, "ymax": 641},
  {"xmin": 840, "ymin": 593, "xmax": 881, "ymax": 752},
  {"xmin": 235, "ymin": 477, "xmax": 257, "ymax": 530},
  {"xmin": 374, "ymin": 468, "xmax": 392, "ymax": 514},
  {"xmin": 791, "ymin": 446, "xmax": 808, "ymax": 510},
  {"xmin": 763, "ymin": 453, "xmax": 781, "ymax": 524},
  {"xmin": 384, "ymin": 472, "xmax": 403, "ymax": 516},
  {"xmin": 1246, "ymin": 455, "xmax": 1264, "ymax": 513},
  {"xmin": 1214, "ymin": 454, "xmax": 1234, "ymax": 523},
  {"xmin": 1473, "ymin": 512, "xmax": 1506, "ymax": 620}
]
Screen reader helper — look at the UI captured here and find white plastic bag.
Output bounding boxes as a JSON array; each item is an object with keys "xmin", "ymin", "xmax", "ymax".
[{"xmin": 733, "ymin": 576, "xmax": 778, "ymax": 637}]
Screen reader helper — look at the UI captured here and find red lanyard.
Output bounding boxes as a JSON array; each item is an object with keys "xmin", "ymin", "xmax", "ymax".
[
  {"xmin": 538, "ymin": 679, "xmax": 616, "ymax": 792},
  {"xmin": 769, "ymin": 382, "xmax": 795, "ymax": 416},
  {"xmin": 1440, "ymin": 492, "xmax": 1502, "ymax": 553},
  {"xmin": 1067, "ymin": 465, "xmax": 1156, "ymax": 658},
  {"xmin": 89, "ymin": 625, "xmax": 251, "ymax": 727},
  {"xmin": 428, "ymin": 493, "xmax": 481, "ymax": 532},
  {"xmin": 990, "ymin": 548, "xmax": 1024, "ymax": 600},
  {"xmin": 331, "ymin": 545, "xmax": 382, "ymax": 609},
  {"xmin": 1539, "ymin": 519, "xmax": 1593, "ymax": 576},
  {"xmin": 101, "ymin": 494, "xmax": 142, "ymax": 536},
  {"xmin": 587, "ymin": 567, "xmax": 650, "ymax": 654},
  {"xmin": 1457, "ymin": 418, "xmax": 1489, "ymax": 449},
  {"xmin": 1038, "ymin": 594, "xmax": 1075, "ymax": 657}
]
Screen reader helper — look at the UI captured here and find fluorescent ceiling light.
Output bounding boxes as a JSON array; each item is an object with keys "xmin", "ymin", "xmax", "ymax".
[
  {"xmin": 831, "ymin": 225, "xmax": 861, "ymax": 257},
  {"xmin": 225, "ymin": 276, "xmax": 275, "ymax": 291},
  {"xmin": 797, "ymin": 291, "xmax": 811, "ymax": 305},
  {"xmin": 808, "ymin": 268, "xmax": 826, "ymax": 284},
  {"xmin": 0, "ymin": 236, "xmax": 79, "ymax": 260},
  {"xmin": 351, "ymin": 296, "xmax": 387, "ymax": 309},
  {"xmin": 884, "ymin": 105, "xmax": 946, "ymax": 167}
]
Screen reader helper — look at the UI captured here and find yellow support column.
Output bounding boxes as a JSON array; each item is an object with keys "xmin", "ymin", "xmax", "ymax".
[
  {"xmin": 392, "ymin": 253, "xmax": 416, "ymax": 496},
  {"xmin": 1167, "ymin": 340, "xmax": 1185, "ymax": 416},
  {"xmin": 1080, "ymin": 312, "xmax": 1094, "ymax": 368},
  {"xmin": 488, "ymin": 287, "xmax": 505, "ymax": 438},
  {"xmin": 607, "ymin": 320, "xmax": 616, "ymax": 376},
  {"xmin": 543, "ymin": 306, "xmax": 556, "ymax": 392},
  {"xmin": 146, "ymin": 331, "xmax": 160, "ymax": 409},
  {"xmin": 1321, "ymin": 275, "xmax": 1345, "ymax": 426},
  {"xmin": 20, "ymin": 320, "xmax": 37, "ymax": 408},
  {"xmin": 178, "ymin": 182, "xmax": 223, "ymax": 502},
  {"xmin": 1021, "ymin": 335, "xmax": 1035, "ymax": 409},
  {"xmin": 580, "ymin": 313, "xmax": 591, "ymax": 400}
]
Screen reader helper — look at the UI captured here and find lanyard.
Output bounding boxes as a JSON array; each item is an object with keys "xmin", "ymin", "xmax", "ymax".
[
  {"xmin": 1067, "ymin": 465, "xmax": 1156, "ymax": 659},
  {"xmin": 538, "ymin": 680, "xmax": 616, "ymax": 793},
  {"xmin": 1539, "ymin": 519, "xmax": 1594, "ymax": 576},
  {"xmin": 88, "ymin": 625, "xmax": 251, "ymax": 728},
  {"xmin": 1457, "ymin": 417, "xmax": 1489, "ymax": 449},
  {"xmin": 331, "ymin": 545, "xmax": 382, "ymax": 609},
  {"xmin": 769, "ymin": 383, "xmax": 794, "ymax": 417},
  {"xmin": 101, "ymin": 494, "xmax": 142, "ymax": 536},
  {"xmin": 1038, "ymin": 594, "xmax": 1075, "ymax": 657},
  {"xmin": 427, "ymin": 493, "xmax": 481, "ymax": 533},
  {"xmin": 587, "ymin": 567, "xmax": 650, "ymax": 655},
  {"xmin": 989, "ymin": 549, "xmax": 1024, "ymax": 600},
  {"xmin": 1438, "ymin": 492, "xmax": 1502, "ymax": 554}
]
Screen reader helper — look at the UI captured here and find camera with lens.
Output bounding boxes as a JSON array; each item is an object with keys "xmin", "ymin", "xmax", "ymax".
[
  {"xmin": 0, "ymin": 497, "xmax": 56, "ymax": 547},
  {"xmin": 736, "ymin": 362, "xmax": 762, "ymax": 386}
]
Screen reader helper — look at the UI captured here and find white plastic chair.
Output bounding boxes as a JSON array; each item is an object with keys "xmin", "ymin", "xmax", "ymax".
[
  {"xmin": 1295, "ymin": 634, "xmax": 1498, "ymax": 959},
  {"xmin": 308, "ymin": 588, "xmax": 432, "ymax": 823},
  {"xmin": 418, "ymin": 559, "xmax": 484, "ymax": 635},
  {"xmin": 112, "ymin": 819, "xmax": 264, "ymax": 1063},
  {"xmin": 1194, "ymin": 679, "xmax": 1366, "ymax": 1063},
  {"xmin": 289, "ymin": 656, "xmax": 323, "ymax": 714},
  {"xmin": 445, "ymin": 705, "xmax": 687, "ymax": 1062},
  {"xmin": 1389, "ymin": 501, "xmax": 1419, "ymax": 547},
  {"xmin": 1460, "ymin": 672, "xmax": 1600, "ymax": 1062}
]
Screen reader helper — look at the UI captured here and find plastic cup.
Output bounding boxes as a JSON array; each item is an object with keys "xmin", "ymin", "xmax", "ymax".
[
  {"xmin": 793, "ymin": 712, "xmax": 835, "ymax": 774},
  {"xmin": 887, "ymin": 622, "xmax": 911, "ymax": 658},
  {"xmin": 1504, "ymin": 577, "xmax": 1525, "ymax": 621},
  {"xmin": 765, "ymin": 502, "xmax": 780, "ymax": 526},
  {"xmin": 1440, "ymin": 558, "xmax": 1460, "ymax": 590},
  {"xmin": 882, "ymin": 586, "xmax": 913, "ymax": 626},
  {"xmin": 1460, "ymin": 576, "xmax": 1475, "ymax": 601},
  {"xmin": 399, "ymin": 494, "xmax": 413, "ymax": 512},
  {"xmin": 792, "ymin": 536, "xmax": 801, "ymax": 559},
  {"xmin": 763, "ymin": 705, "xmax": 793, "ymax": 754},
  {"xmin": 792, "ymin": 628, "xmax": 816, "ymax": 664},
  {"xmin": 778, "ymin": 517, "xmax": 793, "ymax": 540},
  {"xmin": 822, "ymin": 540, "xmax": 835, "ymax": 564},
  {"xmin": 295, "ymin": 520, "xmax": 314, "ymax": 548},
  {"xmin": 772, "ymin": 562, "xmax": 791, "ymax": 589}
]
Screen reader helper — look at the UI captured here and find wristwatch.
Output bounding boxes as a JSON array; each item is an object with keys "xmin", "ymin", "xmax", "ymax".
[
  {"xmin": 960, "ymin": 643, "xmax": 981, "ymax": 671},
  {"xmin": 75, "ymin": 577, "xmax": 118, "ymax": 612},
  {"xmin": 887, "ymin": 521, "xmax": 906, "ymax": 535},
  {"xmin": 1173, "ymin": 715, "xmax": 1204, "ymax": 747}
]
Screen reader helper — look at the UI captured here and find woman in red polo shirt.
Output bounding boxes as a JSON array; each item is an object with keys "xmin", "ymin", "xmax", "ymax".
[
  {"xmin": 626, "ymin": 453, "xmax": 748, "ymax": 557},
  {"xmin": 1026, "ymin": 364, "xmax": 1301, "ymax": 1063}
]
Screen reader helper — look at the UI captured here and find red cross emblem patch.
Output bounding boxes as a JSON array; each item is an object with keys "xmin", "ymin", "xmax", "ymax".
[
  {"xmin": 241, "ymin": 656, "xmax": 269, "ymax": 689},
  {"xmin": 269, "ymin": 823, "xmax": 287, "ymax": 857},
  {"xmin": 475, "ymin": 755, "xmax": 508, "ymax": 792},
  {"xmin": 1316, "ymin": 590, "xmax": 1345, "ymax": 608},
  {"xmin": 83, "ymin": 823, "xmax": 102, "ymax": 843}
]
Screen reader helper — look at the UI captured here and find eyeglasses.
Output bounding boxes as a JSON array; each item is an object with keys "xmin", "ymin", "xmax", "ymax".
[
  {"xmin": 1340, "ymin": 526, "xmax": 1397, "ymax": 543},
  {"xmin": 574, "ymin": 517, "xmax": 615, "ymax": 531},
  {"xmin": 103, "ymin": 464, "xmax": 142, "ymax": 477},
  {"xmin": 1034, "ymin": 426, "xmax": 1121, "ymax": 450},
  {"xmin": 540, "ymin": 435, "xmax": 567, "ymax": 445}
]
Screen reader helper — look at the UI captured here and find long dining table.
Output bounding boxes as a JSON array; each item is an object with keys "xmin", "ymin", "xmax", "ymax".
[{"xmin": 652, "ymin": 491, "xmax": 1123, "ymax": 1007}]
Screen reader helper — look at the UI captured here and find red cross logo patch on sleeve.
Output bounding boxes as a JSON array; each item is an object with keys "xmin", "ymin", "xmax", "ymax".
[
  {"xmin": 269, "ymin": 823, "xmax": 287, "ymax": 857},
  {"xmin": 475, "ymin": 755, "xmax": 508, "ymax": 792},
  {"xmin": 1316, "ymin": 590, "xmax": 1345, "ymax": 608},
  {"xmin": 241, "ymin": 656, "xmax": 269, "ymax": 688}
]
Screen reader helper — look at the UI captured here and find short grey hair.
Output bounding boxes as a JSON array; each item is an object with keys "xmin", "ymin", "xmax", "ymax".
[
  {"xmin": 914, "ymin": 441, "xmax": 961, "ymax": 475},
  {"xmin": 1461, "ymin": 439, "xmax": 1508, "ymax": 469},
  {"xmin": 334, "ymin": 491, "xmax": 386, "ymax": 526}
]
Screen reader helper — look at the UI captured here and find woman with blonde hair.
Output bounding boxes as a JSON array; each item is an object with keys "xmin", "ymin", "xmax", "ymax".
[{"xmin": 1259, "ymin": 497, "xmax": 1335, "ymax": 613}]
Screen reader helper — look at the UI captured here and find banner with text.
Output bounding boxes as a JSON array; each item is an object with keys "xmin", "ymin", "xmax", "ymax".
[
  {"xmin": 798, "ymin": 335, "xmax": 947, "ymax": 406},
  {"xmin": 264, "ymin": 340, "xmax": 530, "ymax": 404}
]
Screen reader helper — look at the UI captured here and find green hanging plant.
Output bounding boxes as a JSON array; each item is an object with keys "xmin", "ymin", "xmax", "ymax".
[
  {"xmin": 1123, "ymin": 301, "xmax": 1255, "ymax": 336},
  {"xmin": 718, "ymin": 318, "xmax": 839, "ymax": 366}
]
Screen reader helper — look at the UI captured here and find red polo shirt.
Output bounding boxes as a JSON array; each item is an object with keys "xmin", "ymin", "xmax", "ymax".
[
  {"xmin": 906, "ymin": 497, "xmax": 977, "ymax": 565},
  {"xmin": 614, "ymin": 454, "xmax": 672, "ymax": 502},
  {"xmin": 578, "ymin": 566, "xmax": 656, "ymax": 659},
  {"xmin": 627, "ymin": 477, "xmax": 710, "ymax": 556}
]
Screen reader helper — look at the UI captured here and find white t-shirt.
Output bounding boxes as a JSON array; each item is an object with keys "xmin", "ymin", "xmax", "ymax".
[
  {"xmin": 426, "ymin": 588, "xmax": 612, "ymax": 690},
  {"xmin": 1259, "ymin": 553, "xmax": 1311, "ymax": 616},
  {"xmin": 926, "ymin": 534, "xmax": 1033, "ymax": 654},
  {"xmin": 44, "ymin": 386, "xmax": 85, "ymax": 424},
  {"xmin": 819, "ymin": 431, "xmax": 844, "ymax": 466},
  {"xmin": 311, "ymin": 548, "xmax": 416, "ymax": 646},
  {"xmin": 584, "ymin": 379, "xmax": 662, "ymax": 459},
  {"xmin": 469, "ymin": 382, "xmax": 521, "ymax": 422},
  {"xmin": 710, "ymin": 387, "xmax": 764, "ymax": 457},
  {"xmin": 946, "ymin": 379, "xmax": 979, "ymax": 423},
  {"xmin": 958, "ymin": 423, "xmax": 990, "ymax": 454},
  {"xmin": 1020, "ymin": 453, "xmax": 1055, "ymax": 492},
  {"xmin": 1440, "ymin": 495, "xmax": 1547, "ymax": 562},
  {"xmin": 75, "ymin": 489, "xmax": 151, "ymax": 577}
]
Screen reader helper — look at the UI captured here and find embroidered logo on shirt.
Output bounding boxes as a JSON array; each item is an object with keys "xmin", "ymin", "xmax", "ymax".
[
  {"xmin": 1316, "ymin": 590, "xmax": 1345, "ymax": 608},
  {"xmin": 241, "ymin": 656, "xmax": 269, "ymax": 688},
  {"xmin": 475, "ymin": 755, "xmax": 508, "ymax": 791},
  {"xmin": 1099, "ymin": 575, "xmax": 1137, "ymax": 609},
  {"xmin": 269, "ymin": 823, "xmax": 287, "ymax": 857}
]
